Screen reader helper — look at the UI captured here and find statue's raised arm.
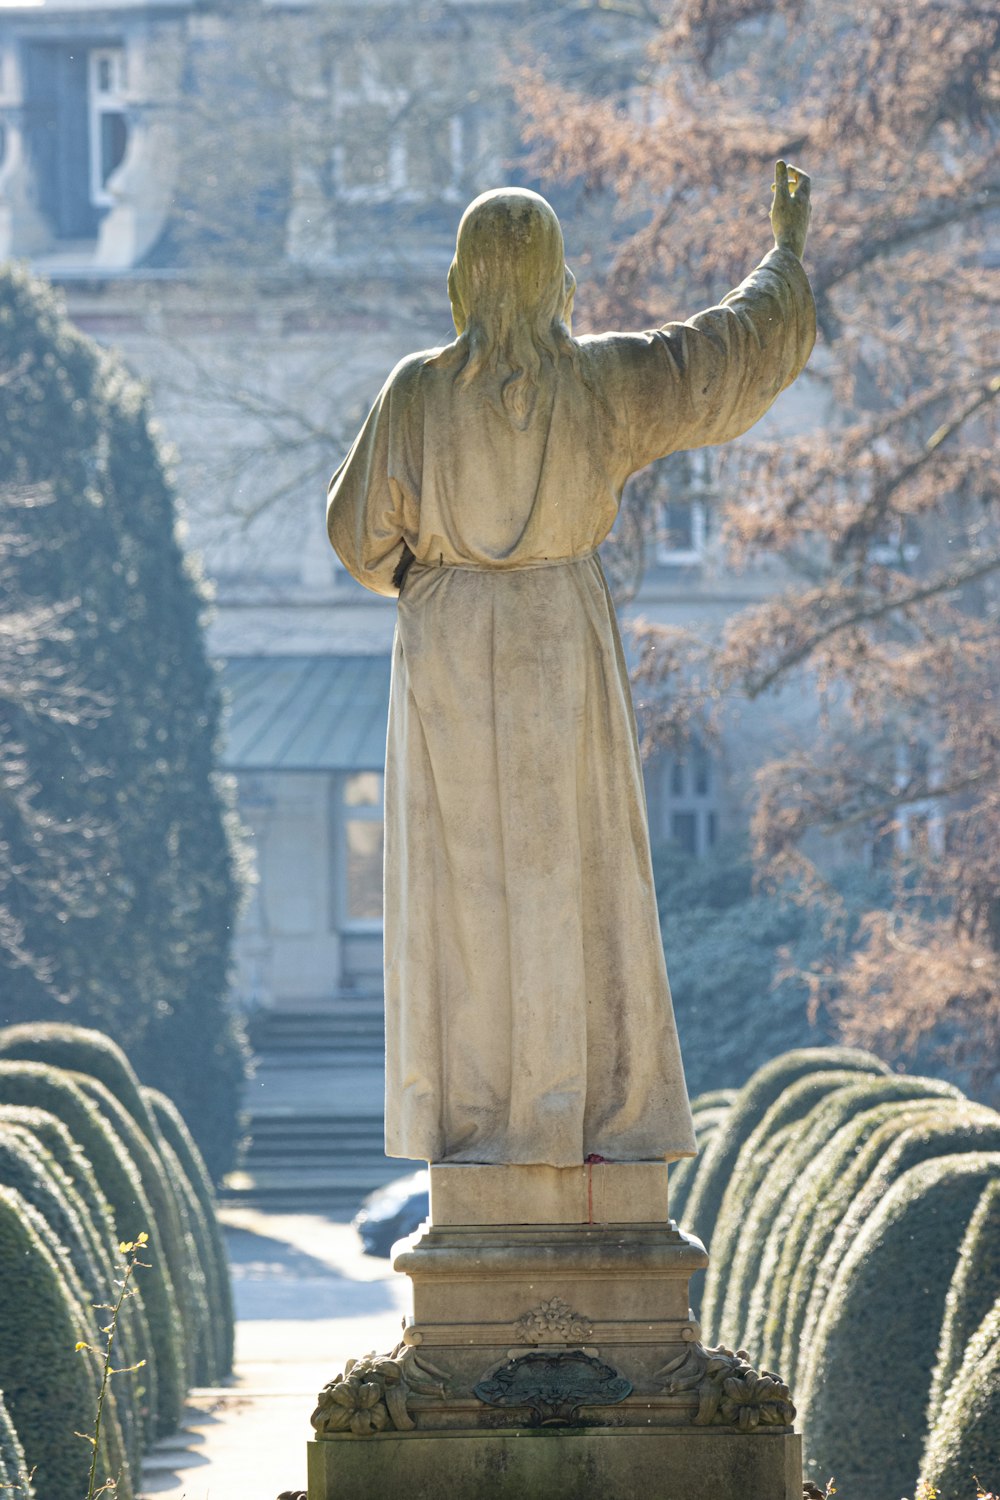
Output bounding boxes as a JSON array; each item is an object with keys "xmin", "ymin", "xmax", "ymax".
[{"xmin": 579, "ymin": 159, "xmax": 816, "ymax": 478}]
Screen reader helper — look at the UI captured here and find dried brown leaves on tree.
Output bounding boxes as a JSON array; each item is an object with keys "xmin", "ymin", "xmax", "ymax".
[{"xmin": 522, "ymin": 0, "xmax": 1000, "ymax": 1093}]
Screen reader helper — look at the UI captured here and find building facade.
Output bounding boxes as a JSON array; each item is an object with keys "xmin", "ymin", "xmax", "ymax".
[{"xmin": 0, "ymin": 0, "xmax": 823, "ymax": 1022}]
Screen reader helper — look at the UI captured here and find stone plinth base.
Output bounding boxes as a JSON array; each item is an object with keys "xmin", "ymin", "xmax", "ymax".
[
  {"xmin": 429, "ymin": 1160, "xmax": 671, "ymax": 1225},
  {"xmin": 308, "ymin": 1427, "xmax": 803, "ymax": 1500},
  {"xmin": 393, "ymin": 1217, "xmax": 706, "ymax": 1400},
  {"xmin": 307, "ymin": 1169, "xmax": 802, "ymax": 1500}
]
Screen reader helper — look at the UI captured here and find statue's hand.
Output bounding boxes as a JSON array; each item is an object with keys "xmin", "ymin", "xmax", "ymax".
[{"xmin": 770, "ymin": 160, "xmax": 811, "ymax": 260}]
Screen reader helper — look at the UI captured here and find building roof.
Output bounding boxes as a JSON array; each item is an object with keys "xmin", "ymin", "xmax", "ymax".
[
  {"xmin": 220, "ymin": 655, "xmax": 390, "ymax": 773},
  {"xmin": 0, "ymin": 2, "xmax": 194, "ymax": 10}
]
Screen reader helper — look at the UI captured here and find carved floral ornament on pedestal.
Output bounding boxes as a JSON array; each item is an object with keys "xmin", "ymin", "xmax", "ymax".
[
  {"xmin": 311, "ymin": 1343, "xmax": 450, "ymax": 1438},
  {"xmin": 658, "ymin": 1342, "xmax": 797, "ymax": 1431},
  {"xmin": 513, "ymin": 1296, "xmax": 594, "ymax": 1343}
]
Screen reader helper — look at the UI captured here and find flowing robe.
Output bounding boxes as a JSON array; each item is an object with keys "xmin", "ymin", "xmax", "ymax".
[{"xmin": 328, "ymin": 246, "xmax": 816, "ymax": 1166}]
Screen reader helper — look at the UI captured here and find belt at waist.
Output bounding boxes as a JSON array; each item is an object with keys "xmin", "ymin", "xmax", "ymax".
[{"xmin": 407, "ymin": 549, "xmax": 597, "ymax": 575}]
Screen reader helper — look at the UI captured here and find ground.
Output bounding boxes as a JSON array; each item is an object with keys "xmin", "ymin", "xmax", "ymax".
[{"xmin": 140, "ymin": 1208, "xmax": 410, "ymax": 1499}]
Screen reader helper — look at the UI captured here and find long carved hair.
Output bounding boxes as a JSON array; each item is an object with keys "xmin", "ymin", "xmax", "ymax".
[{"xmin": 445, "ymin": 189, "xmax": 577, "ymax": 430}]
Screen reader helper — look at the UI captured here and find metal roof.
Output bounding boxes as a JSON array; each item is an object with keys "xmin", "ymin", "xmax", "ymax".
[{"xmin": 220, "ymin": 655, "xmax": 391, "ymax": 773}]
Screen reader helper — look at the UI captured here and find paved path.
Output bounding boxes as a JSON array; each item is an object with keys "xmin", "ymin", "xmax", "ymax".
[{"xmin": 140, "ymin": 1208, "xmax": 410, "ymax": 1500}]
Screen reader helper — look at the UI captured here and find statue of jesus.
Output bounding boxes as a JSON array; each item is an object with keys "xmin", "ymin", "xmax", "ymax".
[{"xmin": 328, "ymin": 162, "xmax": 814, "ymax": 1169}]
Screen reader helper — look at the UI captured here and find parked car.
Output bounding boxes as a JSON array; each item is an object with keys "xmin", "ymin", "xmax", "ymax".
[{"xmin": 353, "ymin": 1169, "xmax": 429, "ymax": 1257}]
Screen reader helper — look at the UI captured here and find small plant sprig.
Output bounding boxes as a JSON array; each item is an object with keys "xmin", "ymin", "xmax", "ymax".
[{"xmin": 75, "ymin": 1232, "xmax": 149, "ymax": 1500}]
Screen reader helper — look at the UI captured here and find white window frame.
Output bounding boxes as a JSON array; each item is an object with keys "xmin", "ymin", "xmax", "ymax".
[
  {"xmin": 656, "ymin": 498, "xmax": 708, "ymax": 565},
  {"xmin": 655, "ymin": 451, "xmax": 712, "ymax": 565},
  {"xmin": 335, "ymin": 769, "xmax": 385, "ymax": 934},
  {"xmin": 88, "ymin": 47, "xmax": 127, "ymax": 209}
]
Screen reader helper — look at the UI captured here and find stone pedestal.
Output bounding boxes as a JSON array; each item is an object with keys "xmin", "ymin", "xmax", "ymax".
[{"xmin": 307, "ymin": 1165, "xmax": 802, "ymax": 1499}]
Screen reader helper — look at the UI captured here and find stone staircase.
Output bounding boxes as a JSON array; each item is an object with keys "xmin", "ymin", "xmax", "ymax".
[{"xmin": 222, "ymin": 996, "xmax": 420, "ymax": 1215}]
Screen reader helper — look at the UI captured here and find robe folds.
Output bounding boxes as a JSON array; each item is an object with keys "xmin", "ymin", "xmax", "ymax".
[{"xmin": 327, "ymin": 246, "xmax": 816, "ymax": 1167}]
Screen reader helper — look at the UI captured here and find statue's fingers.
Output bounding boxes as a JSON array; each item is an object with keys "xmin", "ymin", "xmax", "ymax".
[
  {"xmin": 785, "ymin": 163, "xmax": 810, "ymax": 198},
  {"xmin": 773, "ymin": 159, "xmax": 791, "ymax": 202}
]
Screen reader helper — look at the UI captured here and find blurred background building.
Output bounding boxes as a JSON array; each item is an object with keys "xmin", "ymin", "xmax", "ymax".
[{"xmin": 0, "ymin": 0, "xmax": 828, "ymax": 1205}]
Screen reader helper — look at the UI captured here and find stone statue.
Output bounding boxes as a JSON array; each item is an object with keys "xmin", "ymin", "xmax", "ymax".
[{"xmin": 328, "ymin": 162, "xmax": 814, "ymax": 1169}]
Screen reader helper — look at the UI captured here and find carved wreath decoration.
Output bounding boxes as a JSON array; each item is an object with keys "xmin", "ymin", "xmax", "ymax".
[
  {"xmin": 311, "ymin": 1343, "xmax": 449, "ymax": 1438},
  {"xmin": 513, "ymin": 1296, "xmax": 593, "ymax": 1343},
  {"xmin": 657, "ymin": 1342, "xmax": 796, "ymax": 1432}
]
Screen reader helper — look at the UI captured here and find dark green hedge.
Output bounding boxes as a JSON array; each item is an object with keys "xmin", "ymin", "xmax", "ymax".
[
  {"xmin": 681, "ymin": 1047, "xmax": 888, "ymax": 1266},
  {"xmin": 146, "ymin": 1086, "xmax": 234, "ymax": 1376},
  {"xmin": 0, "ymin": 1102, "xmax": 158, "ymax": 1439},
  {"xmin": 669, "ymin": 1089, "xmax": 736, "ymax": 1230},
  {"xmin": 800, "ymin": 1105, "xmax": 1000, "ymax": 1371},
  {"xmin": 0, "ymin": 1025, "xmax": 160, "ymax": 1144},
  {"xmin": 0, "ymin": 1063, "xmax": 185, "ymax": 1435},
  {"xmin": 920, "ymin": 1294, "xmax": 1000, "ymax": 1498},
  {"xmin": 801, "ymin": 1151, "xmax": 1000, "ymax": 1500},
  {"xmin": 0, "ymin": 267, "xmax": 246, "ymax": 1181},
  {"xmin": 746, "ymin": 1074, "xmax": 962, "ymax": 1368},
  {"xmin": 927, "ymin": 1179, "xmax": 1000, "ymax": 1434},
  {"xmin": 0, "ymin": 1126, "xmax": 142, "ymax": 1471},
  {"xmin": 71, "ymin": 1073, "xmax": 210, "ymax": 1389},
  {"xmin": 0, "ymin": 1390, "xmax": 32, "ymax": 1499},
  {"xmin": 701, "ymin": 1068, "xmax": 879, "ymax": 1343},
  {"xmin": 0, "ymin": 1186, "xmax": 128, "ymax": 1500}
]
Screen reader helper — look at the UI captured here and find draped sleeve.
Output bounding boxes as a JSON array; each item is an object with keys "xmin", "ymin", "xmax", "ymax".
[
  {"xmin": 327, "ymin": 352, "xmax": 429, "ymax": 597},
  {"xmin": 581, "ymin": 246, "xmax": 816, "ymax": 480}
]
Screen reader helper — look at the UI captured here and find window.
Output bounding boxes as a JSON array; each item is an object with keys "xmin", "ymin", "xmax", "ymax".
[
  {"xmin": 88, "ymin": 49, "xmax": 127, "ymax": 207},
  {"xmin": 647, "ymin": 741, "xmax": 719, "ymax": 858},
  {"xmin": 331, "ymin": 48, "xmax": 463, "ymax": 203},
  {"xmin": 340, "ymin": 771, "xmax": 384, "ymax": 927},
  {"xmin": 869, "ymin": 740, "xmax": 945, "ymax": 865},
  {"xmin": 22, "ymin": 40, "xmax": 127, "ymax": 238},
  {"xmin": 655, "ymin": 451, "xmax": 713, "ymax": 565}
]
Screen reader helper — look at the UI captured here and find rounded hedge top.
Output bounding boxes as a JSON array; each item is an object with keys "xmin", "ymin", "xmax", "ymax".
[
  {"xmin": 926, "ymin": 1178, "xmax": 1000, "ymax": 1434},
  {"xmin": 0, "ymin": 1026, "xmax": 159, "ymax": 1144},
  {"xmin": 0, "ymin": 1062, "xmax": 185, "ymax": 1436},
  {"xmin": 801, "ymin": 1151, "xmax": 1000, "ymax": 1500},
  {"xmin": 743, "ymin": 1073, "xmax": 962, "ymax": 1367},
  {"xmin": 701, "ymin": 1068, "xmax": 887, "ymax": 1343},
  {"xmin": 919, "ymin": 1292, "xmax": 1000, "ymax": 1498},
  {"xmin": 799, "ymin": 1103, "xmax": 1000, "ymax": 1365},
  {"xmin": 682, "ymin": 1047, "xmax": 889, "ymax": 1256},
  {"xmin": 0, "ymin": 1185, "xmax": 128, "ymax": 1500}
]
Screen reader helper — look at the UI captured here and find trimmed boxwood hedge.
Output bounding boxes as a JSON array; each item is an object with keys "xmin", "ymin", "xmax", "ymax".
[
  {"xmin": 145, "ymin": 1086, "xmax": 234, "ymax": 1376},
  {"xmin": 919, "ymin": 1294, "xmax": 1000, "ymax": 1498},
  {"xmin": 690, "ymin": 1089, "xmax": 738, "ymax": 1114},
  {"xmin": 0, "ymin": 1063, "xmax": 185, "ymax": 1435},
  {"xmin": 927, "ymin": 1179, "xmax": 1000, "ymax": 1434},
  {"xmin": 681, "ymin": 1047, "xmax": 888, "ymax": 1264},
  {"xmin": 0, "ymin": 1025, "xmax": 160, "ymax": 1145},
  {"xmin": 0, "ymin": 1186, "xmax": 129, "ymax": 1500},
  {"xmin": 668, "ymin": 1090, "xmax": 736, "ymax": 1231},
  {"xmin": 799, "ymin": 1105, "xmax": 1000, "ymax": 1374},
  {"xmin": 767, "ymin": 1094, "xmax": 959, "ymax": 1386},
  {"xmin": 155, "ymin": 1134, "xmax": 226, "ymax": 1383},
  {"xmin": 0, "ymin": 1126, "xmax": 142, "ymax": 1470},
  {"xmin": 0, "ymin": 1103, "xmax": 158, "ymax": 1441},
  {"xmin": 0, "ymin": 1390, "xmax": 32, "ymax": 1499},
  {"xmin": 800, "ymin": 1151, "xmax": 1000, "ymax": 1500},
  {"xmin": 702, "ymin": 1069, "xmax": 877, "ymax": 1342},
  {"xmin": 743, "ymin": 1074, "xmax": 962, "ymax": 1366},
  {"xmin": 70, "ymin": 1073, "xmax": 210, "ymax": 1388}
]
